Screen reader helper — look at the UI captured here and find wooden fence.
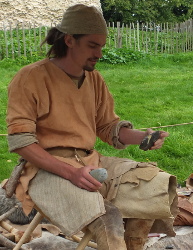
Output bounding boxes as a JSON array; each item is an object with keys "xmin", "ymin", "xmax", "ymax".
[{"xmin": 0, "ymin": 19, "xmax": 193, "ymax": 60}]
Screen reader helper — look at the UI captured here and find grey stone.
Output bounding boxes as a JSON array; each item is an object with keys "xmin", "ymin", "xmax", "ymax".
[{"xmin": 90, "ymin": 168, "xmax": 108, "ymax": 183}]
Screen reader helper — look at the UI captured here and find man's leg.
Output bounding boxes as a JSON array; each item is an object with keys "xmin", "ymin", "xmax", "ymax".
[
  {"xmin": 124, "ymin": 218, "xmax": 155, "ymax": 250},
  {"xmin": 87, "ymin": 200, "xmax": 127, "ymax": 250}
]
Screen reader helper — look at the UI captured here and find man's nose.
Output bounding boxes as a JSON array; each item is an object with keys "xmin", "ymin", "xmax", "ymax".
[{"xmin": 95, "ymin": 48, "xmax": 103, "ymax": 59}]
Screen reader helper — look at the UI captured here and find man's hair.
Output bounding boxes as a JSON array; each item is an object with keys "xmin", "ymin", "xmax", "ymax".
[{"xmin": 41, "ymin": 27, "xmax": 85, "ymax": 58}]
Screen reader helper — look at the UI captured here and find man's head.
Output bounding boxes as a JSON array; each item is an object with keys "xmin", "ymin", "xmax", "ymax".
[
  {"xmin": 56, "ymin": 4, "xmax": 108, "ymax": 36},
  {"xmin": 43, "ymin": 4, "xmax": 107, "ymax": 72},
  {"xmin": 64, "ymin": 33, "xmax": 106, "ymax": 72}
]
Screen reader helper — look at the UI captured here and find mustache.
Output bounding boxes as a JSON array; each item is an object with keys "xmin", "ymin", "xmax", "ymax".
[{"xmin": 89, "ymin": 57, "xmax": 99, "ymax": 61}]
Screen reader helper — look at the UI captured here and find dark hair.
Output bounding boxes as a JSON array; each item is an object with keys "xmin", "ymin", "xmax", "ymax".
[{"xmin": 41, "ymin": 27, "xmax": 85, "ymax": 58}]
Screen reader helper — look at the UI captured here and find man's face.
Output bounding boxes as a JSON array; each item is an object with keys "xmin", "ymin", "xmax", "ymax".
[{"xmin": 68, "ymin": 34, "xmax": 106, "ymax": 72}]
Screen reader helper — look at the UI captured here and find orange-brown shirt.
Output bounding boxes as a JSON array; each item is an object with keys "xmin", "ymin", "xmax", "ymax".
[{"xmin": 7, "ymin": 58, "xmax": 119, "ymax": 149}]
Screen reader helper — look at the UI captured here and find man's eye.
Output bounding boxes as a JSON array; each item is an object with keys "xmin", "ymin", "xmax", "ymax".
[{"xmin": 89, "ymin": 45, "xmax": 97, "ymax": 48}]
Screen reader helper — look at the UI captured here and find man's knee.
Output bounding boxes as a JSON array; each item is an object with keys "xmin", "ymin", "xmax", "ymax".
[
  {"xmin": 88, "ymin": 200, "xmax": 124, "ymax": 232},
  {"xmin": 87, "ymin": 200, "xmax": 126, "ymax": 249}
]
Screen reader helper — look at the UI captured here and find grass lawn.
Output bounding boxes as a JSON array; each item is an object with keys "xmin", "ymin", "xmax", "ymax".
[{"xmin": 1, "ymin": 53, "xmax": 193, "ymax": 185}]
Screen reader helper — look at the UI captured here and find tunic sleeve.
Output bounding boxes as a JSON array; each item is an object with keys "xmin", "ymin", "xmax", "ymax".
[
  {"xmin": 6, "ymin": 65, "xmax": 49, "ymax": 135},
  {"xmin": 94, "ymin": 72, "xmax": 120, "ymax": 145}
]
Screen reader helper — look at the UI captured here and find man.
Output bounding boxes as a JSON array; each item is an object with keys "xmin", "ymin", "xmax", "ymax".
[{"xmin": 6, "ymin": 4, "xmax": 178, "ymax": 250}]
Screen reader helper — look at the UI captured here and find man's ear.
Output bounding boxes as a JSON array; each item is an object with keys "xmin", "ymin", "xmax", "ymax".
[{"xmin": 64, "ymin": 34, "xmax": 75, "ymax": 48}]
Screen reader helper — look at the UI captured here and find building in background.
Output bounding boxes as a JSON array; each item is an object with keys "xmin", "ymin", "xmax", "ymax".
[{"xmin": 0, "ymin": 0, "xmax": 101, "ymax": 27}]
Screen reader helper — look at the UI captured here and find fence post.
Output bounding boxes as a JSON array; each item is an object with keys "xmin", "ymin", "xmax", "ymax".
[
  {"xmin": 3, "ymin": 22, "xmax": 8, "ymax": 58},
  {"xmin": 108, "ymin": 22, "xmax": 111, "ymax": 47},
  {"xmin": 125, "ymin": 24, "xmax": 128, "ymax": 48},
  {"xmin": 136, "ymin": 22, "xmax": 140, "ymax": 51},
  {"xmin": 145, "ymin": 23, "xmax": 150, "ymax": 53},
  {"xmin": 1, "ymin": 19, "xmax": 193, "ymax": 60},
  {"xmin": 117, "ymin": 21, "xmax": 122, "ymax": 48},
  {"xmin": 16, "ymin": 23, "xmax": 21, "ymax": 57},
  {"xmin": 9, "ymin": 23, "xmax": 15, "ymax": 59},
  {"xmin": 45, "ymin": 26, "xmax": 48, "ymax": 53},
  {"xmin": 22, "ymin": 23, "xmax": 26, "ymax": 57},
  {"xmin": 132, "ymin": 23, "xmax": 136, "ymax": 51},
  {"xmin": 129, "ymin": 23, "xmax": 132, "ymax": 49}
]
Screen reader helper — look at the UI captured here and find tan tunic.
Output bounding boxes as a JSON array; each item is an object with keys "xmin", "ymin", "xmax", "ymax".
[
  {"xmin": 7, "ymin": 58, "xmax": 119, "ymax": 149},
  {"xmin": 6, "ymin": 58, "xmax": 120, "ymax": 217}
]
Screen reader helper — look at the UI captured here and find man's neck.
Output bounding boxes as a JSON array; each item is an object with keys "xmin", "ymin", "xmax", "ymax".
[{"xmin": 50, "ymin": 57, "xmax": 84, "ymax": 78}]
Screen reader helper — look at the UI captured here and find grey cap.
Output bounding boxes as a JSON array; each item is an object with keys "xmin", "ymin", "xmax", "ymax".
[{"xmin": 56, "ymin": 4, "xmax": 108, "ymax": 35}]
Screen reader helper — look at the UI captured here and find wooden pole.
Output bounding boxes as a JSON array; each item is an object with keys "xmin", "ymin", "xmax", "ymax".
[
  {"xmin": 16, "ymin": 22, "xmax": 21, "ymax": 57},
  {"xmin": 117, "ymin": 22, "xmax": 122, "ymax": 48},
  {"xmin": 13, "ymin": 212, "xmax": 43, "ymax": 250},
  {"xmin": 9, "ymin": 22, "xmax": 14, "ymax": 59},
  {"xmin": 70, "ymin": 234, "xmax": 97, "ymax": 249},
  {"xmin": 28, "ymin": 23, "xmax": 32, "ymax": 57},
  {"xmin": 125, "ymin": 24, "xmax": 128, "ymax": 48},
  {"xmin": 3, "ymin": 22, "xmax": 8, "ymax": 58},
  {"xmin": 136, "ymin": 22, "xmax": 140, "ymax": 51},
  {"xmin": 0, "ymin": 234, "xmax": 30, "ymax": 249},
  {"xmin": 145, "ymin": 23, "xmax": 149, "ymax": 53},
  {"xmin": 22, "ymin": 23, "xmax": 26, "ymax": 57},
  {"xmin": 5, "ymin": 159, "xmax": 27, "ymax": 198},
  {"xmin": 75, "ymin": 229, "xmax": 95, "ymax": 250},
  {"xmin": 0, "ymin": 234, "xmax": 18, "ymax": 249},
  {"xmin": 0, "ymin": 206, "xmax": 18, "ymax": 222},
  {"xmin": 129, "ymin": 23, "xmax": 132, "ymax": 49}
]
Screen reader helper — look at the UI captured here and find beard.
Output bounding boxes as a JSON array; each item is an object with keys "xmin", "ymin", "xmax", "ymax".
[
  {"xmin": 83, "ymin": 58, "xmax": 98, "ymax": 72},
  {"xmin": 83, "ymin": 65, "xmax": 95, "ymax": 72}
]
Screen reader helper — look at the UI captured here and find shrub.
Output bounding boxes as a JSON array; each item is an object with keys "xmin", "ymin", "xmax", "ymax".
[{"xmin": 100, "ymin": 48, "xmax": 147, "ymax": 64}]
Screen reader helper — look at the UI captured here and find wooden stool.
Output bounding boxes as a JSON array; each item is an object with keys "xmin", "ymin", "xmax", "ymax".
[
  {"xmin": 13, "ymin": 211, "xmax": 96, "ymax": 250},
  {"xmin": 0, "ymin": 208, "xmax": 96, "ymax": 250}
]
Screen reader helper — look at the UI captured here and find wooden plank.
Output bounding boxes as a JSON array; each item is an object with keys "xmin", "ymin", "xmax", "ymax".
[
  {"xmin": 146, "ymin": 24, "xmax": 149, "ymax": 53},
  {"xmin": 141, "ymin": 23, "xmax": 144, "ymax": 52},
  {"xmin": 132, "ymin": 23, "xmax": 136, "ymax": 51},
  {"xmin": 129, "ymin": 23, "xmax": 132, "ymax": 49},
  {"xmin": 125, "ymin": 24, "xmax": 128, "ymax": 48},
  {"xmin": 16, "ymin": 23, "xmax": 21, "ymax": 57},
  {"xmin": 136, "ymin": 22, "xmax": 140, "ymax": 51},
  {"xmin": 33, "ymin": 23, "xmax": 37, "ymax": 52},
  {"xmin": 108, "ymin": 22, "xmax": 111, "ymax": 47},
  {"xmin": 28, "ymin": 23, "xmax": 32, "ymax": 57},
  {"xmin": 44, "ymin": 26, "xmax": 48, "ymax": 53},
  {"xmin": 22, "ymin": 23, "xmax": 26, "ymax": 57},
  {"xmin": 3, "ymin": 22, "xmax": 8, "ymax": 58},
  {"xmin": 117, "ymin": 21, "xmax": 122, "ymax": 48},
  {"xmin": 9, "ymin": 23, "xmax": 14, "ymax": 59}
]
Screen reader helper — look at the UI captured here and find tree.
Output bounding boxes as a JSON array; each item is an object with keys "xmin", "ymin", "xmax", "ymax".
[
  {"xmin": 101, "ymin": 0, "xmax": 193, "ymax": 23},
  {"xmin": 101, "ymin": 0, "xmax": 131, "ymax": 23},
  {"xmin": 172, "ymin": 0, "xmax": 193, "ymax": 21}
]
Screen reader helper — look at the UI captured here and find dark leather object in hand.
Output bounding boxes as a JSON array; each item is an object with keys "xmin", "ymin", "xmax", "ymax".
[{"xmin": 139, "ymin": 131, "xmax": 160, "ymax": 151}]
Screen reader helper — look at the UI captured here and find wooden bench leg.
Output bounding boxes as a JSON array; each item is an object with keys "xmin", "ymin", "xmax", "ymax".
[
  {"xmin": 75, "ymin": 229, "xmax": 96, "ymax": 250},
  {"xmin": 13, "ymin": 212, "xmax": 44, "ymax": 250}
]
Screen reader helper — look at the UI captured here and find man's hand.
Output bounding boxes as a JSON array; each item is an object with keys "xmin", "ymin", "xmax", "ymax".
[
  {"xmin": 69, "ymin": 165, "xmax": 102, "ymax": 192},
  {"xmin": 13, "ymin": 144, "xmax": 102, "ymax": 192},
  {"xmin": 143, "ymin": 128, "xmax": 169, "ymax": 150}
]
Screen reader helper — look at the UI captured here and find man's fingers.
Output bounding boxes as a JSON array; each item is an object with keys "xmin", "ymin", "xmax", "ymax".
[{"xmin": 160, "ymin": 131, "xmax": 169, "ymax": 138}]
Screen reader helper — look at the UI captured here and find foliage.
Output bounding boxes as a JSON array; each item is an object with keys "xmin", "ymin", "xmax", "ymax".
[
  {"xmin": 100, "ymin": 48, "xmax": 147, "ymax": 64},
  {"xmin": 101, "ymin": 0, "xmax": 131, "ymax": 23},
  {"xmin": 101, "ymin": 0, "xmax": 193, "ymax": 23}
]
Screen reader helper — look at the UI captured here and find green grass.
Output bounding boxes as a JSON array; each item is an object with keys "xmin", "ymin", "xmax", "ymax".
[{"xmin": 1, "ymin": 53, "xmax": 193, "ymax": 185}]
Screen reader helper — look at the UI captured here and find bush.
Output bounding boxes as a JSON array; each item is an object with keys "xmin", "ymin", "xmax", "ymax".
[{"xmin": 100, "ymin": 48, "xmax": 147, "ymax": 64}]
